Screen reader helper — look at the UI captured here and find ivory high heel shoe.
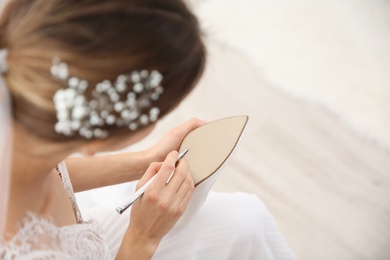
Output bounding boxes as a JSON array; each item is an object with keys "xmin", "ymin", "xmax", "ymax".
[{"xmin": 174, "ymin": 115, "xmax": 249, "ymax": 228}]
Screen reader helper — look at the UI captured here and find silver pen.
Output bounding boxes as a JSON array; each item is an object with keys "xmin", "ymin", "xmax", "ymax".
[{"xmin": 116, "ymin": 149, "xmax": 189, "ymax": 215}]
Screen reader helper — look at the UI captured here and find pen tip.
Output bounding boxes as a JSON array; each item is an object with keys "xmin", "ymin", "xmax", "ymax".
[{"xmin": 178, "ymin": 148, "xmax": 189, "ymax": 159}]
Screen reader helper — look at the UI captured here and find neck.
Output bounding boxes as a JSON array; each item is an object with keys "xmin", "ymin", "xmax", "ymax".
[
  {"xmin": 11, "ymin": 123, "xmax": 72, "ymax": 186},
  {"xmin": 6, "ymin": 123, "xmax": 76, "ymax": 236}
]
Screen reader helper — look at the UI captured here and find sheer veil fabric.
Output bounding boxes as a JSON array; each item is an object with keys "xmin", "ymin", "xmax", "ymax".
[{"xmin": 0, "ymin": 49, "xmax": 11, "ymax": 238}]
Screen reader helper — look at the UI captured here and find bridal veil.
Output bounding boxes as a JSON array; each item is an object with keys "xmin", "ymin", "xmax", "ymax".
[{"xmin": 0, "ymin": 49, "xmax": 11, "ymax": 238}]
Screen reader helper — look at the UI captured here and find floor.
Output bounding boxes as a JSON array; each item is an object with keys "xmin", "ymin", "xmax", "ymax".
[{"xmin": 140, "ymin": 40, "xmax": 390, "ymax": 259}]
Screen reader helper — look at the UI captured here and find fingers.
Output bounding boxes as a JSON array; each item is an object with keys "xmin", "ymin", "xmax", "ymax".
[
  {"xmin": 138, "ymin": 150, "xmax": 185, "ymax": 192},
  {"xmin": 168, "ymin": 118, "xmax": 207, "ymax": 140},
  {"xmin": 166, "ymin": 160, "xmax": 190, "ymax": 192},
  {"xmin": 175, "ymin": 171, "xmax": 194, "ymax": 202},
  {"xmin": 185, "ymin": 117, "xmax": 207, "ymax": 128},
  {"xmin": 138, "ymin": 151, "xmax": 193, "ymax": 209},
  {"xmin": 167, "ymin": 159, "xmax": 194, "ymax": 213},
  {"xmin": 131, "ymin": 151, "xmax": 194, "ymax": 235},
  {"xmin": 170, "ymin": 168, "xmax": 194, "ymax": 216},
  {"xmin": 150, "ymin": 150, "xmax": 179, "ymax": 189},
  {"xmin": 136, "ymin": 162, "xmax": 162, "ymax": 190},
  {"xmin": 178, "ymin": 181, "xmax": 194, "ymax": 213},
  {"xmin": 176, "ymin": 118, "xmax": 207, "ymax": 135}
]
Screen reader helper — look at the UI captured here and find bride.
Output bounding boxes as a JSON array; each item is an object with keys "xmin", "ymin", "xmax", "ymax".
[{"xmin": 0, "ymin": 0, "xmax": 294, "ymax": 259}]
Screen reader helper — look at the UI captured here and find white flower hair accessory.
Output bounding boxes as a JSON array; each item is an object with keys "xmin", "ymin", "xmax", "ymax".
[{"xmin": 51, "ymin": 57, "xmax": 164, "ymax": 139}]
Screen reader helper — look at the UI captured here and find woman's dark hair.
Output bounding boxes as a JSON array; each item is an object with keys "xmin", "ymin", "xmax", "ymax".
[{"xmin": 0, "ymin": 0, "xmax": 206, "ymax": 141}]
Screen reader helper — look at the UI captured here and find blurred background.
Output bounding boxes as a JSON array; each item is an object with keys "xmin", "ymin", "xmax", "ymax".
[{"xmin": 73, "ymin": 0, "xmax": 389, "ymax": 259}]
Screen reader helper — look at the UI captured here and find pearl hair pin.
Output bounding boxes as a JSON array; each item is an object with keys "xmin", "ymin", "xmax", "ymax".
[{"xmin": 51, "ymin": 57, "xmax": 164, "ymax": 139}]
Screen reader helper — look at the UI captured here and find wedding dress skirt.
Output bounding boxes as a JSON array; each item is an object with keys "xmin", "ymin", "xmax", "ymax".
[
  {"xmin": 1, "ymin": 161, "xmax": 295, "ymax": 259},
  {"xmin": 85, "ymin": 192, "xmax": 295, "ymax": 259}
]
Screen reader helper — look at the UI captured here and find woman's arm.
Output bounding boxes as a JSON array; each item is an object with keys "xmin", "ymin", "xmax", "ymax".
[
  {"xmin": 66, "ymin": 118, "xmax": 205, "ymax": 192},
  {"xmin": 66, "ymin": 150, "xmax": 153, "ymax": 192}
]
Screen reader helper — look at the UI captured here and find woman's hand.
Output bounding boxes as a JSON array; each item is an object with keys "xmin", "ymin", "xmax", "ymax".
[
  {"xmin": 116, "ymin": 151, "xmax": 194, "ymax": 259},
  {"xmin": 147, "ymin": 118, "xmax": 207, "ymax": 162}
]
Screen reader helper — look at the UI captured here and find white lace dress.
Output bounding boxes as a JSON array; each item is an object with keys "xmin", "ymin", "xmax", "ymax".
[
  {"xmin": 0, "ymin": 162, "xmax": 295, "ymax": 259},
  {"xmin": 0, "ymin": 162, "xmax": 111, "ymax": 259}
]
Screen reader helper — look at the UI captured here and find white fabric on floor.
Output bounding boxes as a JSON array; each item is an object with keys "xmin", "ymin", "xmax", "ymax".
[{"xmin": 84, "ymin": 192, "xmax": 295, "ymax": 259}]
